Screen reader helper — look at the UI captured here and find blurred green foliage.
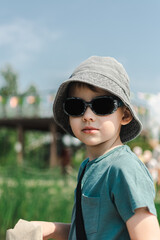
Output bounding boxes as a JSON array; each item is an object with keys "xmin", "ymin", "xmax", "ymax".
[
  {"xmin": 0, "ymin": 128, "xmax": 17, "ymax": 166},
  {"xmin": 127, "ymin": 134, "xmax": 153, "ymax": 151},
  {"xmin": 0, "ymin": 166, "xmax": 77, "ymax": 239},
  {"xmin": 0, "ymin": 128, "xmax": 51, "ymax": 168}
]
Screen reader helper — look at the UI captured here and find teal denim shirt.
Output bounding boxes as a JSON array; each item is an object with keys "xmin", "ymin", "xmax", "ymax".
[{"xmin": 68, "ymin": 145, "xmax": 156, "ymax": 240}]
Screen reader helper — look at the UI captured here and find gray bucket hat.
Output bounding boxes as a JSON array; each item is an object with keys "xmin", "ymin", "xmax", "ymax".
[{"xmin": 53, "ymin": 56, "xmax": 142, "ymax": 143}]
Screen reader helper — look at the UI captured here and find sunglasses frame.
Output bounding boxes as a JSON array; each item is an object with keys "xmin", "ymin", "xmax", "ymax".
[{"xmin": 63, "ymin": 96, "xmax": 124, "ymax": 117}]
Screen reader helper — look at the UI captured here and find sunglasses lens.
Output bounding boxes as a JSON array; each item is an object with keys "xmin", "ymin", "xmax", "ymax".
[
  {"xmin": 64, "ymin": 97, "xmax": 120, "ymax": 116},
  {"xmin": 92, "ymin": 98, "xmax": 115, "ymax": 115},
  {"xmin": 64, "ymin": 99, "xmax": 84, "ymax": 116}
]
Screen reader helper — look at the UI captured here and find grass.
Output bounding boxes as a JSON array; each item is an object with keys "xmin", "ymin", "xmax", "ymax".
[
  {"xmin": 0, "ymin": 166, "xmax": 77, "ymax": 240},
  {"xmin": 0, "ymin": 166, "xmax": 160, "ymax": 240}
]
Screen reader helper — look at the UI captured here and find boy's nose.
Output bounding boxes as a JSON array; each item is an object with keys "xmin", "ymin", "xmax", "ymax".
[{"xmin": 82, "ymin": 107, "xmax": 96, "ymax": 122}]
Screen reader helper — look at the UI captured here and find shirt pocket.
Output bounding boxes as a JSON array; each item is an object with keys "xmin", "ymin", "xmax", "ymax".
[{"xmin": 81, "ymin": 194, "xmax": 100, "ymax": 235}]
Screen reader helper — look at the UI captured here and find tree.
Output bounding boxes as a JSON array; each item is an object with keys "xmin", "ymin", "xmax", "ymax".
[
  {"xmin": 0, "ymin": 64, "xmax": 18, "ymax": 96},
  {"xmin": 0, "ymin": 65, "xmax": 40, "ymax": 117},
  {"xmin": 0, "ymin": 65, "xmax": 18, "ymax": 116}
]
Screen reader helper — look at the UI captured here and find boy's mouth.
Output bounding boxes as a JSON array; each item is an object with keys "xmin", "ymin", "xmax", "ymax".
[{"xmin": 82, "ymin": 126, "xmax": 99, "ymax": 133}]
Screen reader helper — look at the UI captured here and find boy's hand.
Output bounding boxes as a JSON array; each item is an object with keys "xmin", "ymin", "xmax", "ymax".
[
  {"xmin": 31, "ymin": 221, "xmax": 70, "ymax": 240},
  {"xmin": 31, "ymin": 221, "xmax": 55, "ymax": 239}
]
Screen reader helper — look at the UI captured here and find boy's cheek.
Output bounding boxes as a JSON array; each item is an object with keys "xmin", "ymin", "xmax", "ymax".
[
  {"xmin": 69, "ymin": 117, "xmax": 77, "ymax": 131},
  {"xmin": 69, "ymin": 116, "xmax": 73, "ymax": 127}
]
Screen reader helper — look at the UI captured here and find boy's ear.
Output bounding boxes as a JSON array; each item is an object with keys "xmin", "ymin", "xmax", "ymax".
[{"xmin": 121, "ymin": 107, "xmax": 133, "ymax": 125}]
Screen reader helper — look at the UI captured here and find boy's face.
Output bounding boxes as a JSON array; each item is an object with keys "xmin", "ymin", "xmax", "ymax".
[{"xmin": 68, "ymin": 84, "xmax": 127, "ymax": 150}]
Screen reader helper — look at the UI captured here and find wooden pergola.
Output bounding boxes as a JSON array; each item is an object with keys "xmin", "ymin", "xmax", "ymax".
[{"xmin": 0, "ymin": 117, "xmax": 64, "ymax": 167}]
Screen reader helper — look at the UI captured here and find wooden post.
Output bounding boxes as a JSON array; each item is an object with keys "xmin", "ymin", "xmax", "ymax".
[
  {"xmin": 17, "ymin": 125, "xmax": 24, "ymax": 165},
  {"xmin": 49, "ymin": 123, "xmax": 58, "ymax": 167}
]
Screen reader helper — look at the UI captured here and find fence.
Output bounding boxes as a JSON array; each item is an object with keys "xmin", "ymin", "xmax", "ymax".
[{"xmin": 0, "ymin": 92, "xmax": 55, "ymax": 119}]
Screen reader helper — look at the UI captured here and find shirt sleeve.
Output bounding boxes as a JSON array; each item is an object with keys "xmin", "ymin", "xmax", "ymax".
[{"xmin": 109, "ymin": 154, "xmax": 157, "ymax": 222}]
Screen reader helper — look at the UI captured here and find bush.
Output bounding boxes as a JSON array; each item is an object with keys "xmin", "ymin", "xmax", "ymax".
[{"xmin": 0, "ymin": 128, "xmax": 17, "ymax": 166}]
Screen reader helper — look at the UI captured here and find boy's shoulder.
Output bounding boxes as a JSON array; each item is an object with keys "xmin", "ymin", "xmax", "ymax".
[
  {"xmin": 109, "ymin": 145, "xmax": 152, "ymax": 182},
  {"xmin": 110, "ymin": 145, "xmax": 142, "ymax": 169},
  {"xmin": 110, "ymin": 145, "xmax": 140, "ymax": 167}
]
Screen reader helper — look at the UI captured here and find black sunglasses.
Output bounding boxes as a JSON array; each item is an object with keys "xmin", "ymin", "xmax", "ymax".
[{"xmin": 63, "ymin": 96, "xmax": 123, "ymax": 117}]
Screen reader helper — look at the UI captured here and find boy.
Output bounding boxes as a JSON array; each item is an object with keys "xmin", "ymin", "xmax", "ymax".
[{"xmin": 33, "ymin": 56, "xmax": 160, "ymax": 239}]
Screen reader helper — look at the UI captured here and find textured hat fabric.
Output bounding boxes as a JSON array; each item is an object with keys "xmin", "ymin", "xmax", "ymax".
[{"xmin": 53, "ymin": 56, "xmax": 142, "ymax": 143}]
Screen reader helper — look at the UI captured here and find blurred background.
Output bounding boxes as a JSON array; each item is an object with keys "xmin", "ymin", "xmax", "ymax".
[{"xmin": 0, "ymin": 0, "xmax": 160, "ymax": 239}]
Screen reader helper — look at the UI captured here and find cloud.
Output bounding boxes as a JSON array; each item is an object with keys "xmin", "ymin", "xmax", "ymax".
[{"xmin": 0, "ymin": 19, "xmax": 61, "ymax": 66}]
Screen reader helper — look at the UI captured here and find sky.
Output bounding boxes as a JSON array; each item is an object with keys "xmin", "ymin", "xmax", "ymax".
[{"xmin": 0, "ymin": 0, "xmax": 160, "ymax": 94}]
